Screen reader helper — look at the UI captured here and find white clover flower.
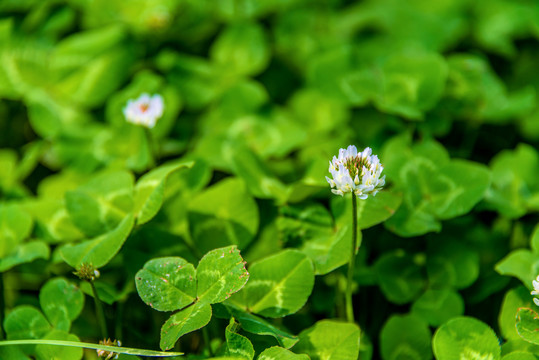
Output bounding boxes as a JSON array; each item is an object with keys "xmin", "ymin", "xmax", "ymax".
[
  {"xmin": 123, "ymin": 93, "xmax": 164, "ymax": 128},
  {"xmin": 531, "ymin": 275, "xmax": 539, "ymax": 306},
  {"xmin": 326, "ymin": 145, "xmax": 385, "ymax": 199}
]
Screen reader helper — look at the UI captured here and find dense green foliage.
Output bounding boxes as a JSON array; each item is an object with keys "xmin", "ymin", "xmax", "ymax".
[{"xmin": 1, "ymin": 0, "xmax": 539, "ymax": 359}]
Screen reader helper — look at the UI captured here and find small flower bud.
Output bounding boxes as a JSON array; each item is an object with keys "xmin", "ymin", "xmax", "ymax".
[{"xmin": 73, "ymin": 263, "xmax": 100, "ymax": 281}]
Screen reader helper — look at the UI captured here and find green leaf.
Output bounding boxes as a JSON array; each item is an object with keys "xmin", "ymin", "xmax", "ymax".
[
  {"xmin": 4, "ymin": 306, "xmax": 51, "ymax": 341},
  {"xmin": 277, "ymin": 204, "xmax": 346, "ymax": 274},
  {"xmin": 134, "ymin": 161, "xmax": 194, "ymax": 225},
  {"xmin": 374, "ymin": 52, "xmax": 448, "ymax": 120},
  {"xmin": 288, "ymin": 88, "xmax": 349, "ymax": 134},
  {"xmin": 35, "ymin": 330, "xmax": 82, "ymax": 360},
  {"xmin": 432, "ymin": 317, "xmax": 501, "ymax": 360},
  {"xmin": 51, "ymin": 24, "xmax": 126, "ymax": 75},
  {"xmin": 0, "ymin": 345, "xmax": 29, "ymax": 360},
  {"xmin": 223, "ymin": 143, "xmax": 288, "ymax": 202},
  {"xmin": 357, "ymin": 191, "xmax": 402, "ymax": 229},
  {"xmin": 65, "ymin": 170, "xmax": 134, "ymax": 237},
  {"xmin": 258, "ymin": 347, "xmax": 309, "ymax": 360},
  {"xmin": 499, "ymin": 287, "xmax": 534, "ymax": 341},
  {"xmin": 0, "ymin": 150, "xmax": 17, "ymax": 191},
  {"xmin": 97, "ymin": 125, "xmax": 153, "ymax": 172},
  {"xmin": 501, "ymin": 352, "xmax": 537, "ymax": 360},
  {"xmin": 446, "ymin": 55, "xmax": 535, "ymax": 123},
  {"xmin": 306, "ymin": 45, "xmax": 366, "ymax": 105},
  {"xmin": 380, "ymin": 314, "xmax": 432, "ymax": 360},
  {"xmin": 210, "ymin": 22, "xmax": 270, "ymax": 77},
  {"xmin": 516, "ymin": 307, "xmax": 539, "ymax": 346},
  {"xmin": 157, "ymin": 51, "xmax": 224, "ymax": 110},
  {"xmin": 160, "ymin": 302, "xmax": 212, "ymax": 351},
  {"xmin": 375, "ymin": 251, "xmax": 426, "ymax": 304},
  {"xmin": 224, "ymin": 111, "xmax": 307, "ymax": 160},
  {"xmin": 15, "ymin": 141, "xmax": 43, "ymax": 182},
  {"xmin": 55, "ymin": 46, "xmax": 132, "ymax": 108},
  {"xmin": 39, "ymin": 278, "xmax": 84, "ymax": 332},
  {"xmin": 484, "ymin": 144, "xmax": 539, "ymax": 218},
  {"xmin": 215, "ymin": 304, "xmax": 298, "ymax": 349},
  {"xmin": 225, "ymin": 318, "xmax": 255, "ymax": 360},
  {"xmin": 531, "ymin": 223, "xmax": 539, "ymax": 254},
  {"xmin": 196, "ymin": 246, "xmax": 249, "ymax": 305},
  {"xmin": 411, "ymin": 289, "xmax": 464, "ymax": 327},
  {"xmin": 384, "ymin": 201, "xmax": 440, "ymax": 238},
  {"xmin": 188, "ymin": 178, "xmax": 259, "ymax": 253},
  {"xmin": 214, "ymin": 80, "xmax": 268, "ymax": 119},
  {"xmin": 22, "ymin": 199, "xmax": 83, "ymax": 243},
  {"xmin": 431, "ymin": 160, "xmax": 491, "ymax": 220},
  {"xmin": 26, "ymin": 94, "xmax": 91, "ymax": 140},
  {"xmin": 36, "ymin": 172, "xmax": 84, "ymax": 200},
  {"xmin": 278, "ymin": 203, "xmax": 334, "ymax": 242},
  {"xmin": 383, "ymin": 157, "xmax": 444, "ymax": 237},
  {"xmin": 0, "ymin": 203, "xmax": 33, "ymax": 258},
  {"xmin": 231, "ymin": 249, "xmax": 314, "ymax": 318},
  {"xmin": 292, "ymin": 320, "xmax": 360, "ymax": 360},
  {"xmin": 301, "ymin": 225, "xmax": 353, "ymax": 275},
  {"xmin": 495, "ymin": 249, "xmax": 539, "ymax": 288},
  {"xmin": 427, "ymin": 241, "xmax": 480, "ymax": 290},
  {"xmin": 0, "ymin": 241, "xmax": 50, "ymax": 272},
  {"xmin": 60, "ymin": 214, "xmax": 134, "ymax": 268},
  {"xmin": 135, "ymin": 257, "xmax": 196, "ymax": 312},
  {"xmin": 382, "ymin": 135, "xmax": 489, "ymax": 237}
]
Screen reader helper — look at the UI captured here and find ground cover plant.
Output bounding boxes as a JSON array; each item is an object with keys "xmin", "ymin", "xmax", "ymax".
[{"xmin": 1, "ymin": 0, "xmax": 539, "ymax": 359}]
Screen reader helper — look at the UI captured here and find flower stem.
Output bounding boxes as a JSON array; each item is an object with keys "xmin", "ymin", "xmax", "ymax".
[
  {"xmin": 346, "ymin": 194, "xmax": 358, "ymax": 323},
  {"xmin": 115, "ymin": 300, "xmax": 125, "ymax": 341},
  {"xmin": 89, "ymin": 280, "xmax": 108, "ymax": 339},
  {"xmin": 145, "ymin": 128, "xmax": 159, "ymax": 168},
  {"xmin": 202, "ymin": 326, "xmax": 213, "ymax": 357},
  {"xmin": 0, "ymin": 273, "xmax": 4, "ymax": 339}
]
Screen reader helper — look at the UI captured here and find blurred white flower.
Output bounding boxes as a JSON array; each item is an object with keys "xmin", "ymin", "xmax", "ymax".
[
  {"xmin": 123, "ymin": 93, "xmax": 164, "ymax": 128},
  {"xmin": 326, "ymin": 145, "xmax": 385, "ymax": 199},
  {"xmin": 531, "ymin": 275, "xmax": 539, "ymax": 306}
]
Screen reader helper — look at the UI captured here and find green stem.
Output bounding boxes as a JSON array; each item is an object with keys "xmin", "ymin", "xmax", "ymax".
[
  {"xmin": 89, "ymin": 280, "xmax": 108, "ymax": 339},
  {"xmin": 202, "ymin": 326, "xmax": 213, "ymax": 357},
  {"xmin": 346, "ymin": 194, "xmax": 358, "ymax": 323},
  {"xmin": 0, "ymin": 273, "xmax": 4, "ymax": 339},
  {"xmin": 115, "ymin": 300, "xmax": 125, "ymax": 341},
  {"xmin": 0, "ymin": 339, "xmax": 183, "ymax": 357},
  {"xmin": 145, "ymin": 128, "xmax": 159, "ymax": 168}
]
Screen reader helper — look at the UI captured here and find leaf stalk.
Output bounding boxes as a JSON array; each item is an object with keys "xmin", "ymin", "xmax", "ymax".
[{"xmin": 89, "ymin": 280, "xmax": 109, "ymax": 339}]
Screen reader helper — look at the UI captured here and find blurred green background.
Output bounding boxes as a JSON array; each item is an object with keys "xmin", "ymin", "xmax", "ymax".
[
  {"xmin": 1, "ymin": 0, "xmax": 538, "ymax": 176},
  {"xmin": 1, "ymin": 0, "xmax": 539, "ymax": 358}
]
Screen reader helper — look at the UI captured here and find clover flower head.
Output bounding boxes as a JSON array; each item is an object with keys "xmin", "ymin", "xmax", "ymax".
[
  {"xmin": 73, "ymin": 263, "xmax": 100, "ymax": 281},
  {"xmin": 123, "ymin": 93, "xmax": 164, "ymax": 129},
  {"xmin": 531, "ymin": 275, "xmax": 539, "ymax": 306},
  {"xmin": 97, "ymin": 338, "xmax": 121, "ymax": 359},
  {"xmin": 325, "ymin": 145, "xmax": 385, "ymax": 199}
]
